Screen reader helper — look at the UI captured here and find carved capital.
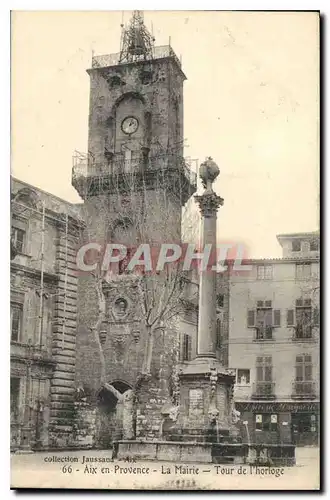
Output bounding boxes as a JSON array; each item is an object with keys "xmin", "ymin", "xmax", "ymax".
[{"xmin": 195, "ymin": 191, "xmax": 224, "ymax": 218}]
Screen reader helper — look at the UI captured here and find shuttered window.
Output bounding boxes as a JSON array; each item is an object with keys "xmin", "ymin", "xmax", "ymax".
[
  {"xmin": 247, "ymin": 309, "xmax": 255, "ymax": 327},
  {"xmin": 256, "ymin": 356, "xmax": 272, "ymax": 381},
  {"xmin": 295, "ymin": 354, "xmax": 312, "ymax": 381},
  {"xmin": 257, "ymin": 265, "xmax": 273, "ymax": 280},
  {"xmin": 287, "ymin": 309, "xmax": 295, "ymax": 326},
  {"xmin": 11, "ymin": 227, "xmax": 25, "ymax": 253},
  {"xmin": 11, "ymin": 303, "xmax": 23, "ymax": 342},
  {"xmin": 273, "ymin": 309, "xmax": 281, "ymax": 327},
  {"xmin": 180, "ymin": 333, "xmax": 192, "ymax": 362},
  {"xmin": 296, "ymin": 263, "xmax": 311, "ymax": 279}
]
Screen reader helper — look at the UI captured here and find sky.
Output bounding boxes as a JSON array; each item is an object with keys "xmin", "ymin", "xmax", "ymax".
[{"xmin": 11, "ymin": 11, "xmax": 319, "ymax": 258}]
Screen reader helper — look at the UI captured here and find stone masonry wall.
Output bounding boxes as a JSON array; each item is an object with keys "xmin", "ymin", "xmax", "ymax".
[
  {"xmin": 49, "ymin": 223, "xmax": 80, "ymax": 448},
  {"xmin": 71, "ymin": 401, "xmax": 97, "ymax": 449}
]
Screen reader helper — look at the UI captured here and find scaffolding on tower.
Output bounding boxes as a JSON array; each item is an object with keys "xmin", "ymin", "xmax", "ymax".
[{"xmin": 119, "ymin": 11, "xmax": 155, "ymax": 64}]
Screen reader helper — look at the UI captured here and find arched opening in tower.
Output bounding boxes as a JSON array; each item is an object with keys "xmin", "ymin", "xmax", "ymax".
[{"xmin": 95, "ymin": 381, "xmax": 133, "ymax": 449}]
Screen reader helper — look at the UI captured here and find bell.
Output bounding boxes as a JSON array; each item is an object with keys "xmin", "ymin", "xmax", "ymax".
[{"xmin": 128, "ymin": 30, "xmax": 145, "ymax": 56}]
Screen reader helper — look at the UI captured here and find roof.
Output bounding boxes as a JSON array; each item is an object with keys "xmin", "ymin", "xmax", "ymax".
[
  {"xmin": 11, "ymin": 177, "xmax": 84, "ymax": 221},
  {"xmin": 276, "ymin": 231, "xmax": 319, "ymax": 240}
]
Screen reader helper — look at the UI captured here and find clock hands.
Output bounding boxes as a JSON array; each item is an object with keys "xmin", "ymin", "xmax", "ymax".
[{"xmin": 122, "ymin": 117, "xmax": 138, "ymax": 134}]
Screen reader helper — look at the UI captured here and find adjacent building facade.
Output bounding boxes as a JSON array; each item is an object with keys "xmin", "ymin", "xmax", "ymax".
[
  {"xmin": 229, "ymin": 232, "xmax": 320, "ymax": 446},
  {"xmin": 10, "ymin": 179, "xmax": 82, "ymax": 450}
]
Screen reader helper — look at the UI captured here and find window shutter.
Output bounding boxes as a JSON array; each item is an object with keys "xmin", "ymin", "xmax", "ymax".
[
  {"xmin": 295, "ymin": 356, "xmax": 303, "ymax": 381},
  {"xmin": 313, "ymin": 308, "xmax": 319, "ymax": 327},
  {"xmin": 179, "ymin": 333, "xmax": 184, "ymax": 362},
  {"xmin": 256, "ymin": 366, "xmax": 263, "ymax": 382},
  {"xmin": 264, "ymin": 309, "xmax": 272, "ymax": 326},
  {"xmin": 265, "ymin": 365, "xmax": 272, "ymax": 381},
  {"xmin": 187, "ymin": 335, "xmax": 192, "ymax": 361},
  {"xmin": 247, "ymin": 309, "xmax": 255, "ymax": 327},
  {"xmin": 305, "ymin": 363, "xmax": 312, "ymax": 381},
  {"xmin": 273, "ymin": 309, "xmax": 281, "ymax": 327},
  {"xmin": 287, "ymin": 309, "xmax": 295, "ymax": 326},
  {"xmin": 295, "ymin": 364, "xmax": 303, "ymax": 381},
  {"xmin": 23, "ymin": 219, "xmax": 32, "ymax": 255}
]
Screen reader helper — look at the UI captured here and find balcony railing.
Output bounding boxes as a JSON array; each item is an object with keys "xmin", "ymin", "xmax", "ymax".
[
  {"xmin": 72, "ymin": 151, "xmax": 197, "ymax": 186},
  {"xmin": 292, "ymin": 324, "xmax": 313, "ymax": 341},
  {"xmin": 255, "ymin": 326, "xmax": 273, "ymax": 341},
  {"xmin": 252, "ymin": 381, "xmax": 276, "ymax": 399},
  {"xmin": 91, "ymin": 45, "xmax": 182, "ymax": 69},
  {"xmin": 292, "ymin": 381, "xmax": 316, "ymax": 399}
]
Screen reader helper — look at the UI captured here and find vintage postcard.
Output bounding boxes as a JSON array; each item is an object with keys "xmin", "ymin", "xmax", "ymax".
[{"xmin": 10, "ymin": 10, "xmax": 320, "ymax": 490}]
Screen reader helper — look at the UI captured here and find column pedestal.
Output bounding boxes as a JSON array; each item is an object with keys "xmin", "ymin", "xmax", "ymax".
[
  {"xmin": 178, "ymin": 360, "xmax": 236, "ymax": 442},
  {"xmin": 178, "ymin": 158, "xmax": 236, "ymax": 443}
]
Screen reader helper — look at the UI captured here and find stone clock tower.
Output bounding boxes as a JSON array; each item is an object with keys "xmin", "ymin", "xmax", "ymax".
[
  {"xmin": 72, "ymin": 11, "xmax": 197, "ymax": 446},
  {"xmin": 73, "ymin": 11, "xmax": 195, "ymax": 243}
]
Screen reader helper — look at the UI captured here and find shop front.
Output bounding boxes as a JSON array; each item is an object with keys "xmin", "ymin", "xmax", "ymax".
[{"xmin": 235, "ymin": 401, "xmax": 319, "ymax": 447}]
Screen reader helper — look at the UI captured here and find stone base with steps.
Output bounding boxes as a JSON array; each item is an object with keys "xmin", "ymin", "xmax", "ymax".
[{"xmin": 116, "ymin": 440, "xmax": 296, "ymax": 466}]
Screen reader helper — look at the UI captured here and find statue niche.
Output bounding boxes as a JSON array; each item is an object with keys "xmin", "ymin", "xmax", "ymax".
[{"xmin": 113, "ymin": 298, "xmax": 129, "ymax": 320}]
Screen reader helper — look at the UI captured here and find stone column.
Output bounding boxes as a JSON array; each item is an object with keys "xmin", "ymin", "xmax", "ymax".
[{"xmin": 194, "ymin": 158, "xmax": 223, "ymax": 359}]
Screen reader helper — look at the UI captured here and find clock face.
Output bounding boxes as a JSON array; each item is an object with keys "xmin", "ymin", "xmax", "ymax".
[{"xmin": 121, "ymin": 116, "xmax": 139, "ymax": 135}]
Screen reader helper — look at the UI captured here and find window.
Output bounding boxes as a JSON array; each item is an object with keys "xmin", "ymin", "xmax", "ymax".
[
  {"xmin": 295, "ymin": 354, "xmax": 312, "ymax": 382},
  {"xmin": 292, "ymin": 413, "xmax": 317, "ymax": 436},
  {"xmin": 256, "ymin": 307, "xmax": 273, "ymax": 339},
  {"xmin": 247, "ymin": 302, "xmax": 280, "ymax": 334},
  {"xmin": 257, "ymin": 265, "xmax": 273, "ymax": 280},
  {"xmin": 296, "ymin": 304, "xmax": 312, "ymax": 339},
  {"xmin": 180, "ymin": 333, "xmax": 192, "ymax": 362},
  {"xmin": 216, "ymin": 318, "xmax": 222, "ymax": 348},
  {"xmin": 216, "ymin": 294, "xmax": 224, "ymax": 308},
  {"xmin": 292, "ymin": 240, "xmax": 302, "ymax": 252},
  {"xmin": 256, "ymin": 302, "xmax": 274, "ymax": 340},
  {"xmin": 296, "ymin": 263, "xmax": 311, "ymax": 280},
  {"xmin": 10, "ymin": 377, "xmax": 20, "ymax": 421},
  {"xmin": 256, "ymin": 356, "xmax": 273, "ymax": 382},
  {"xmin": 288, "ymin": 298, "xmax": 317, "ymax": 339},
  {"xmin": 11, "ymin": 303, "xmax": 23, "ymax": 342},
  {"xmin": 11, "ymin": 227, "xmax": 25, "ymax": 253},
  {"xmin": 310, "ymin": 240, "xmax": 319, "ymax": 251},
  {"xmin": 294, "ymin": 354, "xmax": 314, "ymax": 396},
  {"xmin": 254, "ymin": 357, "xmax": 274, "ymax": 397},
  {"xmin": 255, "ymin": 413, "xmax": 278, "ymax": 432},
  {"xmin": 237, "ymin": 369, "xmax": 250, "ymax": 385}
]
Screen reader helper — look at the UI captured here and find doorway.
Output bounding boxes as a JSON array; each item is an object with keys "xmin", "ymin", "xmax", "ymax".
[
  {"xmin": 95, "ymin": 381, "xmax": 133, "ymax": 449},
  {"xmin": 291, "ymin": 412, "xmax": 318, "ymax": 446}
]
